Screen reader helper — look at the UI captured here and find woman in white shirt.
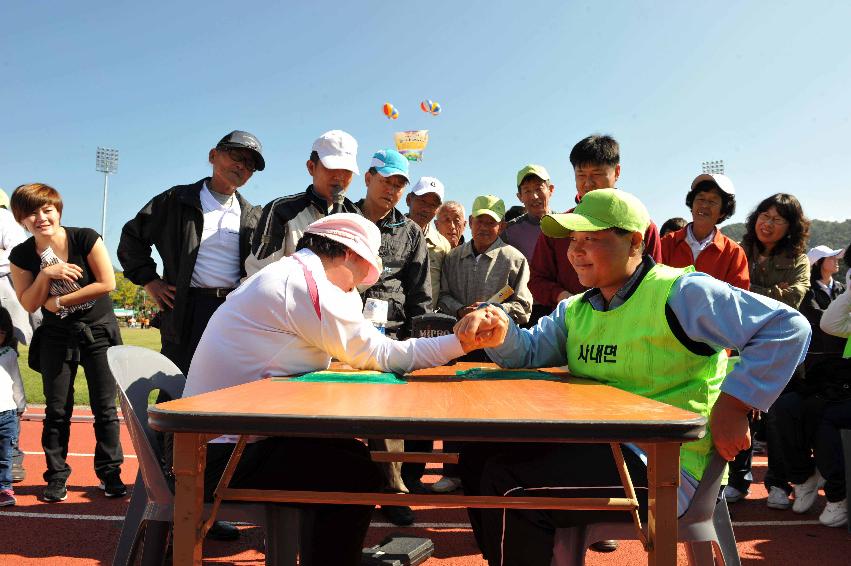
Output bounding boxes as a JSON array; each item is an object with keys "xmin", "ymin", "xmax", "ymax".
[{"xmin": 185, "ymin": 214, "xmax": 481, "ymax": 565}]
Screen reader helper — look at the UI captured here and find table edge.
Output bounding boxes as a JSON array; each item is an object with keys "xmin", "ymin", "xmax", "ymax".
[{"xmin": 148, "ymin": 408, "xmax": 707, "ymax": 442}]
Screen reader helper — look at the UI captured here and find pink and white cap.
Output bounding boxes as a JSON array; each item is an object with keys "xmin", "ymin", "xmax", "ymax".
[{"xmin": 305, "ymin": 213, "xmax": 382, "ymax": 285}]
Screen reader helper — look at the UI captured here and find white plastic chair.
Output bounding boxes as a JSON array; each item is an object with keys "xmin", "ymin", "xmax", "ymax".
[
  {"xmin": 551, "ymin": 451, "xmax": 741, "ymax": 566},
  {"xmin": 108, "ymin": 345, "xmax": 301, "ymax": 566}
]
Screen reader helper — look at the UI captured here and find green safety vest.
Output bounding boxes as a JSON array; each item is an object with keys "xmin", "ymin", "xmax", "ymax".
[{"xmin": 565, "ymin": 264, "xmax": 728, "ymax": 480}]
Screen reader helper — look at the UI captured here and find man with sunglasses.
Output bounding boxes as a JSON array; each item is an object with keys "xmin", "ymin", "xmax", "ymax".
[{"xmin": 118, "ymin": 130, "xmax": 264, "ymax": 541}]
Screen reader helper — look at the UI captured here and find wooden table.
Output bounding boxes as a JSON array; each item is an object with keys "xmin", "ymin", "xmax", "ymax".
[{"xmin": 149, "ymin": 363, "xmax": 706, "ymax": 565}]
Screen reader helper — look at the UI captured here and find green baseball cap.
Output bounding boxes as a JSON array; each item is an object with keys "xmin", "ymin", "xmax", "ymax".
[
  {"xmin": 516, "ymin": 164, "xmax": 551, "ymax": 187},
  {"xmin": 540, "ymin": 188, "xmax": 650, "ymax": 237},
  {"xmin": 471, "ymin": 195, "xmax": 506, "ymax": 222}
]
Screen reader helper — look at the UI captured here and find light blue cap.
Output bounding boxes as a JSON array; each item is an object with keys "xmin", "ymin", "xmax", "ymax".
[{"xmin": 370, "ymin": 149, "xmax": 410, "ymax": 181}]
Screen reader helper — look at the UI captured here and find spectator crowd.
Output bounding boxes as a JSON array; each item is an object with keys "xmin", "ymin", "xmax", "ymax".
[{"xmin": 0, "ymin": 128, "xmax": 849, "ymax": 565}]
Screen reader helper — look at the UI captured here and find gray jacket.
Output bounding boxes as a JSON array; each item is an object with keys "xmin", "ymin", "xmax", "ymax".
[
  {"xmin": 357, "ymin": 202, "xmax": 431, "ymax": 339},
  {"xmin": 439, "ymin": 237, "xmax": 532, "ymax": 324}
]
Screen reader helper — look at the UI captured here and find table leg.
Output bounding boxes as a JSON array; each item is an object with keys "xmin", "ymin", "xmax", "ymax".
[
  {"xmin": 646, "ymin": 443, "xmax": 680, "ymax": 566},
  {"xmin": 173, "ymin": 432, "xmax": 207, "ymax": 566}
]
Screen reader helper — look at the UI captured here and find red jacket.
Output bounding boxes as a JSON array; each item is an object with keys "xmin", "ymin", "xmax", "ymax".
[
  {"xmin": 660, "ymin": 226, "xmax": 750, "ymax": 290},
  {"xmin": 529, "ymin": 210, "xmax": 663, "ymax": 308}
]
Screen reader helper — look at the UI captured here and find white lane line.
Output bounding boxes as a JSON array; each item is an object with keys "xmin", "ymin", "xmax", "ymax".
[
  {"xmin": 23, "ymin": 451, "xmax": 137, "ymax": 459},
  {"xmin": 0, "ymin": 512, "xmax": 822, "ymax": 529},
  {"xmin": 734, "ymin": 520, "xmax": 820, "ymax": 526},
  {"xmin": 0, "ymin": 511, "xmax": 124, "ymax": 521}
]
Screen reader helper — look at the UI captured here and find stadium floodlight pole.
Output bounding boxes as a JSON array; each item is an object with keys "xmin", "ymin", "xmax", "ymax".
[
  {"xmin": 701, "ymin": 160, "xmax": 725, "ymax": 175},
  {"xmin": 95, "ymin": 147, "xmax": 119, "ymax": 243}
]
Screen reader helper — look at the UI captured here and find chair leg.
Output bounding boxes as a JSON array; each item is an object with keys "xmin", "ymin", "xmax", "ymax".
[
  {"xmin": 263, "ymin": 505, "xmax": 300, "ymax": 566},
  {"xmin": 113, "ymin": 474, "xmax": 147, "ymax": 566},
  {"xmin": 139, "ymin": 520, "xmax": 171, "ymax": 566},
  {"xmin": 685, "ymin": 541, "xmax": 715, "ymax": 566},
  {"xmin": 712, "ymin": 499, "xmax": 741, "ymax": 566}
]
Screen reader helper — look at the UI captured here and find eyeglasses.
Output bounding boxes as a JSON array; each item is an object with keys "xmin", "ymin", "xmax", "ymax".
[
  {"xmin": 221, "ymin": 149, "xmax": 256, "ymax": 172},
  {"xmin": 757, "ymin": 212, "xmax": 788, "ymax": 227}
]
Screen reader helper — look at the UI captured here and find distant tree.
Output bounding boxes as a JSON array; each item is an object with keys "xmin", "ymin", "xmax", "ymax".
[
  {"xmin": 720, "ymin": 222, "xmax": 746, "ymax": 244},
  {"xmin": 112, "ymin": 271, "xmax": 141, "ymax": 310}
]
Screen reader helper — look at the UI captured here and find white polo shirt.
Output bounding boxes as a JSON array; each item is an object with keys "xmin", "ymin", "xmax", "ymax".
[
  {"xmin": 190, "ymin": 184, "xmax": 242, "ymax": 288},
  {"xmin": 185, "ymin": 249, "xmax": 465, "ymax": 398}
]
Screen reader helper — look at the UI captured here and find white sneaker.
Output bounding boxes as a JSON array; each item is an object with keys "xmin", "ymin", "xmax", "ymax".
[
  {"xmin": 431, "ymin": 476, "xmax": 462, "ymax": 493},
  {"xmin": 818, "ymin": 499, "xmax": 848, "ymax": 527},
  {"xmin": 766, "ymin": 486, "xmax": 791, "ymax": 509},
  {"xmin": 723, "ymin": 485, "xmax": 748, "ymax": 503},
  {"xmin": 792, "ymin": 470, "xmax": 824, "ymax": 513}
]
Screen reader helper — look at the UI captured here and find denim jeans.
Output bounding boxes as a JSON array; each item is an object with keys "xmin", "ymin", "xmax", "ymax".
[{"xmin": 0, "ymin": 409, "xmax": 18, "ymax": 490}]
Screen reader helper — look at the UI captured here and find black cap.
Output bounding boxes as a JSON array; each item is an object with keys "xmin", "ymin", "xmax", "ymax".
[{"xmin": 216, "ymin": 130, "xmax": 265, "ymax": 171}]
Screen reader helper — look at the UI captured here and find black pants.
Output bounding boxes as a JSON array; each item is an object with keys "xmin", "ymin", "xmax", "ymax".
[
  {"xmin": 205, "ymin": 437, "xmax": 383, "ymax": 566},
  {"xmin": 459, "ymin": 442, "xmax": 648, "ymax": 566},
  {"xmin": 400, "ymin": 439, "xmax": 433, "ymax": 488},
  {"xmin": 442, "ymin": 440, "xmax": 462, "ymax": 478},
  {"xmin": 770, "ymin": 392, "xmax": 828, "ymax": 485},
  {"xmin": 40, "ymin": 325, "xmax": 123, "ymax": 482},
  {"xmin": 764, "ymin": 365, "xmax": 806, "ymax": 494},
  {"xmin": 161, "ymin": 293, "xmax": 226, "ymax": 375},
  {"xmin": 816, "ymin": 398, "xmax": 851, "ymax": 501}
]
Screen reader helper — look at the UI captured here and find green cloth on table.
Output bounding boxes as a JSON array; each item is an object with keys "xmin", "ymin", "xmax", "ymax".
[
  {"xmin": 455, "ymin": 368, "xmax": 557, "ymax": 380},
  {"xmin": 279, "ymin": 371, "xmax": 406, "ymax": 384}
]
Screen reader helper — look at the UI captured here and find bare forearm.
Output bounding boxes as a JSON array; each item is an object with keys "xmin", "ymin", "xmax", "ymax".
[
  {"xmin": 19, "ymin": 272, "xmax": 52, "ymax": 313},
  {"xmin": 53, "ymin": 281, "xmax": 115, "ymax": 306}
]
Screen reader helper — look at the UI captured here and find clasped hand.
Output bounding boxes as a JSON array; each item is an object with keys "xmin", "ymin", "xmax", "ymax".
[
  {"xmin": 41, "ymin": 261, "xmax": 83, "ymax": 283},
  {"xmin": 453, "ymin": 305, "xmax": 509, "ymax": 353}
]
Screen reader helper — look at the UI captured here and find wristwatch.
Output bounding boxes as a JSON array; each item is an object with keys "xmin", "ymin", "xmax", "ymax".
[{"xmin": 55, "ymin": 296, "xmax": 62, "ymax": 311}]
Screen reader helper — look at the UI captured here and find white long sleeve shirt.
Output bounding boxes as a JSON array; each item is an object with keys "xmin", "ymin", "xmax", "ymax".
[
  {"xmin": 820, "ymin": 285, "xmax": 851, "ymax": 339},
  {"xmin": 0, "ymin": 347, "xmax": 25, "ymax": 413},
  {"xmin": 185, "ymin": 249, "xmax": 465, "ymax": 397}
]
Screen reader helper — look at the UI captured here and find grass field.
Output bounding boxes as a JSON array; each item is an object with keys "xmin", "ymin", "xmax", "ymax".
[{"xmin": 20, "ymin": 327, "xmax": 162, "ymax": 405}]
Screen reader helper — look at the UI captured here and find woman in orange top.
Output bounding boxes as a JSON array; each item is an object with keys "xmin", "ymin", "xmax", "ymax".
[{"xmin": 661, "ymin": 173, "xmax": 750, "ymax": 290}]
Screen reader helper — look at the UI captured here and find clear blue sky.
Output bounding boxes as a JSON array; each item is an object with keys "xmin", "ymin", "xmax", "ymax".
[{"xmin": 3, "ymin": 1, "xmax": 850, "ymax": 264}]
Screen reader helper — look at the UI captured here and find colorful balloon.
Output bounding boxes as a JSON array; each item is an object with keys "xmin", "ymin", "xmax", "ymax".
[
  {"xmin": 420, "ymin": 99, "xmax": 441, "ymax": 116},
  {"xmin": 383, "ymin": 102, "xmax": 399, "ymax": 120}
]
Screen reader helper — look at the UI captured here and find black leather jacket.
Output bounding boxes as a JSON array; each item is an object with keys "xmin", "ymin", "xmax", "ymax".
[{"xmin": 117, "ymin": 178, "xmax": 260, "ymax": 344}]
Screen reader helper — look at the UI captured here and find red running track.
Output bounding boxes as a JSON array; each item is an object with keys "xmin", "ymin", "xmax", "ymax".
[{"xmin": 1, "ymin": 409, "xmax": 848, "ymax": 565}]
